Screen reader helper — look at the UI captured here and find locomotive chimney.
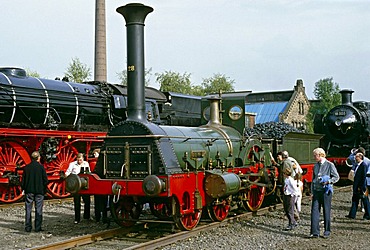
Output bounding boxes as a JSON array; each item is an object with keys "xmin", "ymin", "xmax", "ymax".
[
  {"xmin": 116, "ymin": 3, "xmax": 153, "ymax": 122},
  {"xmin": 207, "ymin": 97, "xmax": 222, "ymax": 127},
  {"xmin": 340, "ymin": 89, "xmax": 354, "ymax": 105}
]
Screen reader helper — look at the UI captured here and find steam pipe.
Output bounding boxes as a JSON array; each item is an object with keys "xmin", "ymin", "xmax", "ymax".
[{"xmin": 116, "ymin": 3, "xmax": 153, "ymax": 122}]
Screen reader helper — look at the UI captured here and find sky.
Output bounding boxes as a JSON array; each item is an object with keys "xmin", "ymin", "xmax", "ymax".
[{"xmin": 1, "ymin": 0, "xmax": 370, "ymax": 101}]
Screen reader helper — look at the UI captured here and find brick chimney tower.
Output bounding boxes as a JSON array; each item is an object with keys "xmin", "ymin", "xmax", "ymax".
[{"xmin": 94, "ymin": 0, "xmax": 107, "ymax": 82}]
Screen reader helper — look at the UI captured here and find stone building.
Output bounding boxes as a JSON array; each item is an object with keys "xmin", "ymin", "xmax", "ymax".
[{"xmin": 244, "ymin": 79, "xmax": 310, "ymax": 130}]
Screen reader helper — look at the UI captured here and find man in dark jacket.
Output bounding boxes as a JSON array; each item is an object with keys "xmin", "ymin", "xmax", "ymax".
[{"xmin": 21, "ymin": 151, "xmax": 48, "ymax": 232}]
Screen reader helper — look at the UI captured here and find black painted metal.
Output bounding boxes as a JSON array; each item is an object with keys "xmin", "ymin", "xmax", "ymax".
[{"xmin": 116, "ymin": 3, "xmax": 153, "ymax": 122}]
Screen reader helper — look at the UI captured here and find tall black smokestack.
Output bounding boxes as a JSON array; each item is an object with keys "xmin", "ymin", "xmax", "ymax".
[
  {"xmin": 340, "ymin": 89, "xmax": 354, "ymax": 105},
  {"xmin": 116, "ymin": 3, "xmax": 153, "ymax": 122}
]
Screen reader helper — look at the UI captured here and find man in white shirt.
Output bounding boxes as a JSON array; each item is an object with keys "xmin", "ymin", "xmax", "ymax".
[{"xmin": 65, "ymin": 153, "xmax": 91, "ymax": 224}]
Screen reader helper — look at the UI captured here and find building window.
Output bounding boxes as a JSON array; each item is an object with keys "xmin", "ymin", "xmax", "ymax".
[{"xmin": 298, "ymin": 102, "xmax": 305, "ymax": 115}]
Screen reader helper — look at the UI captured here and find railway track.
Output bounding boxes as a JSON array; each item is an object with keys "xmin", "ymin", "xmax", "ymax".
[
  {"xmin": 1, "ymin": 186, "xmax": 351, "ymax": 250},
  {"xmin": 25, "ymin": 198, "xmax": 283, "ymax": 250}
]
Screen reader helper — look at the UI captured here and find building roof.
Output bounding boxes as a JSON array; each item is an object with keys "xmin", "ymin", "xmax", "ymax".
[{"xmin": 245, "ymin": 102, "xmax": 288, "ymax": 124}]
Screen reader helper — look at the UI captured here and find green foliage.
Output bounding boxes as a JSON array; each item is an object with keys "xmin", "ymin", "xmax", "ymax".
[
  {"xmin": 155, "ymin": 71, "xmax": 193, "ymax": 94},
  {"xmin": 313, "ymin": 77, "xmax": 341, "ymax": 114},
  {"xmin": 64, "ymin": 57, "xmax": 91, "ymax": 83},
  {"xmin": 26, "ymin": 68, "xmax": 40, "ymax": 78},
  {"xmin": 306, "ymin": 77, "xmax": 341, "ymax": 133},
  {"xmin": 155, "ymin": 71, "xmax": 235, "ymax": 96},
  {"xmin": 117, "ymin": 67, "xmax": 152, "ymax": 86},
  {"xmin": 200, "ymin": 73, "xmax": 235, "ymax": 95}
]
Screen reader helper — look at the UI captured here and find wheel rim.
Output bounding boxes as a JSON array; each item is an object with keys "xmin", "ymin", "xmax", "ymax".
[
  {"xmin": 0, "ymin": 141, "xmax": 31, "ymax": 203},
  {"xmin": 111, "ymin": 197, "xmax": 142, "ymax": 227},
  {"xmin": 45, "ymin": 145, "xmax": 78, "ymax": 198},
  {"xmin": 207, "ymin": 200, "xmax": 230, "ymax": 222},
  {"xmin": 174, "ymin": 194, "xmax": 202, "ymax": 230},
  {"xmin": 245, "ymin": 185, "xmax": 266, "ymax": 211},
  {"xmin": 149, "ymin": 202, "xmax": 172, "ymax": 220}
]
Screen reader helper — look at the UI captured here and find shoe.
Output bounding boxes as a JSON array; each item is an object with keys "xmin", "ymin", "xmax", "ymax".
[
  {"xmin": 363, "ymin": 216, "xmax": 370, "ymax": 220},
  {"xmin": 309, "ymin": 234, "xmax": 319, "ymax": 238},
  {"xmin": 74, "ymin": 221, "xmax": 79, "ymax": 224},
  {"xmin": 323, "ymin": 233, "xmax": 330, "ymax": 239},
  {"xmin": 284, "ymin": 225, "xmax": 293, "ymax": 231},
  {"xmin": 35, "ymin": 229, "xmax": 44, "ymax": 232},
  {"xmin": 345, "ymin": 215, "xmax": 355, "ymax": 219},
  {"xmin": 25, "ymin": 229, "xmax": 31, "ymax": 233}
]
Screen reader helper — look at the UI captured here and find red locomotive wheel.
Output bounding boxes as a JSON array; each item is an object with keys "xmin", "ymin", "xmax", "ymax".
[
  {"xmin": 149, "ymin": 202, "xmax": 172, "ymax": 220},
  {"xmin": 245, "ymin": 185, "xmax": 266, "ymax": 212},
  {"xmin": 111, "ymin": 197, "xmax": 142, "ymax": 227},
  {"xmin": 0, "ymin": 141, "xmax": 31, "ymax": 203},
  {"xmin": 46, "ymin": 145, "xmax": 78, "ymax": 198},
  {"xmin": 207, "ymin": 199, "xmax": 230, "ymax": 222},
  {"xmin": 173, "ymin": 194, "xmax": 202, "ymax": 230}
]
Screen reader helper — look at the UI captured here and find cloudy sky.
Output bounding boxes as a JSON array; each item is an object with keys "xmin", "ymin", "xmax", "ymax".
[{"xmin": 1, "ymin": 0, "xmax": 369, "ymax": 100}]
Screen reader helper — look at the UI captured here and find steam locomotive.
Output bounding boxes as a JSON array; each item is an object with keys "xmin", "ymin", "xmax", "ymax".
[
  {"xmin": 316, "ymin": 89, "xmax": 370, "ymax": 179},
  {"xmin": 64, "ymin": 3, "xmax": 320, "ymax": 231},
  {"xmin": 0, "ymin": 67, "xmax": 165, "ymax": 203}
]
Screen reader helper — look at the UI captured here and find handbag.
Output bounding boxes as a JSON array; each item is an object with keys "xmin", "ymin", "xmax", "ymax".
[{"xmin": 348, "ymin": 169, "xmax": 355, "ymax": 182}]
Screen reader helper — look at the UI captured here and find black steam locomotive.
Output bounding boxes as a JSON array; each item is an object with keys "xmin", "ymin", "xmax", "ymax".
[{"xmin": 316, "ymin": 89, "xmax": 370, "ymax": 178}]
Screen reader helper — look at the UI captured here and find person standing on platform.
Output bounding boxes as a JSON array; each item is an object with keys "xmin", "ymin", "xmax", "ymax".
[
  {"xmin": 65, "ymin": 153, "xmax": 91, "ymax": 224},
  {"xmin": 21, "ymin": 151, "xmax": 48, "ymax": 232}
]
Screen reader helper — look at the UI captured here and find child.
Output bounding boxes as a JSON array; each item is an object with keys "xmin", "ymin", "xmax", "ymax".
[{"xmin": 283, "ymin": 167, "xmax": 300, "ymax": 230}]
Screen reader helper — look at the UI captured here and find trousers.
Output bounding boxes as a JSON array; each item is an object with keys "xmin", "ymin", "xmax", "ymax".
[
  {"xmin": 310, "ymin": 190, "xmax": 332, "ymax": 235},
  {"xmin": 25, "ymin": 193, "xmax": 44, "ymax": 232},
  {"xmin": 73, "ymin": 194, "xmax": 91, "ymax": 222}
]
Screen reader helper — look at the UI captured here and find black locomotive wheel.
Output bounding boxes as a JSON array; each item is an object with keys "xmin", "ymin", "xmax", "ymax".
[
  {"xmin": 173, "ymin": 194, "xmax": 202, "ymax": 230},
  {"xmin": 0, "ymin": 141, "xmax": 31, "ymax": 203},
  {"xmin": 149, "ymin": 202, "xmax": 172, "ymax": 220},
  {"xmin": 207, "ymin": 199, "xmax": 230, "ymax": 222},
  {"xmin": 46, "ymin": 145, "xmax": 78, "ymax": 198},
  {"xmin": 110, "ymin": 197, "xmax": 142, "ymax": 227}
]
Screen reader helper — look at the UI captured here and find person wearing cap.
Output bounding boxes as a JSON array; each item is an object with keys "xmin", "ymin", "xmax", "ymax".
[{"xmin": 21, "ymin": 151, "xmax": 48, "ymax": 232}]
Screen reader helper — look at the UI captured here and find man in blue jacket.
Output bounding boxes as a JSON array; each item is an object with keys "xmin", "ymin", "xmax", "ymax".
[{"xmin": 21, "ymin": 151, "xmax": 48, "ymax": 232}]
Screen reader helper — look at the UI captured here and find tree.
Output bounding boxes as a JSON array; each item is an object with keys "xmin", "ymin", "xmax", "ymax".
[
  {"xmin": 200, "ymin": 73, "xmax": 235, "ymax": 95},
  {"xmin": 306, "ymin": 77, "xmax": 341, "ymax": 132},
  {"xmin": 116, "ymin": 67, "xmax": 152, "ymax": 86},
  {"xmin": 155, "ymin": 71, "xmax": 193, "ymax": 94},
  {"xmin": 26, "ymin": 68, "xmax": 40, "ymax": 78},
  {"xmin": 64, "ymin": 57, "xmax": 91, "ymax": 83}
]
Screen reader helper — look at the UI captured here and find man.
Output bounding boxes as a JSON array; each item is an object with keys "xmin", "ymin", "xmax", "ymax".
[
  {"xmin": 346, "ymin": 152, "xmax": 370, "ymax": 219},
  {"xmin": 310, "ymin": 147, "xmax": 339, "ymax": 239},
  {"xmin": 21, "ymin": 151, "xmax": 48, "ymax": 232},
  {"xmin": 65, "ymin": 153, "xmax": 91, "ymax": 224}
]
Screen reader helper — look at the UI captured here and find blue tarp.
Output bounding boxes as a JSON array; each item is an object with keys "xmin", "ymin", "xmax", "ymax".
[{"xmin": 245, "ymin": 102, "xmax": 288, "ymax": 124}]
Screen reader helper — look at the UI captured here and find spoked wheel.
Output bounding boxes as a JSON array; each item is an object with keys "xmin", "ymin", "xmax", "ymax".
[
  {"xmin": 207, "ymin": 198, "xmax": 230, "ymax": 222},
  {"xmin": 244, "ymin": 185, "xmax": 266, "ymax": 212},
  {"xmin": 0, "ymin": 141, "xmax": 31, "ymax": 203},
  {"xmin": 111, "ymin": 197, "xmax": 142, "ymax": 227},
  {"xmin": 149, "ymin": 202, "xmax": 172, "ymax": 220},
  {"xmin": 46, "ymin": 145, "xmax": 78, "ymax": 198},
  {"xmin": 173, "ymin": 193, "xmax": 202, "ymax": 230}
]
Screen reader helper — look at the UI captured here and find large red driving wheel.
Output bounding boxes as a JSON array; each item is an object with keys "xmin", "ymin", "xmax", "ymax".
[
  {"xmin": 173, "ymin": 193, "xmax": 202, "ymax": 230},
  {"xmin": 111, "ymin": 197, "xmax": 142, "ymax": 227},
  {"xmin": 245, "ymin": 185, "xmax": 266, "ymax": 212},
  {"xmin": 46, "ymin": 145, "xmax": 78, "ymax": 198},
  {"xmin": 149, "ymin": 202, "xmax": 172, "ymax": 220},
  {"xmin": 0, "ymin": 141, "xmax": 31, "ymax": 203},
  {"xmin": 207, "ymin": 199, "xmax": 230, "ymax": 222}
]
